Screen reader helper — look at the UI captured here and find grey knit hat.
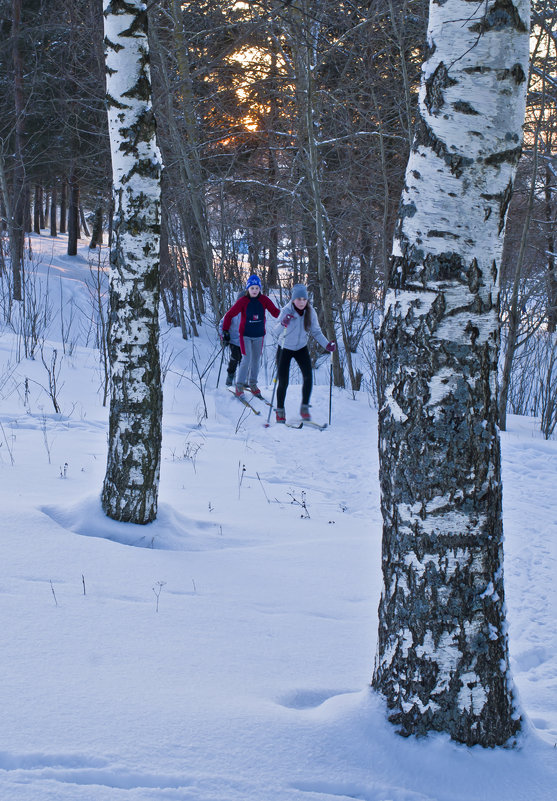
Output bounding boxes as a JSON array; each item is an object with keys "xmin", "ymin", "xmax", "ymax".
[{"xmin": 291, "ymin": 284, "xmax": 308, "ymax": 300}]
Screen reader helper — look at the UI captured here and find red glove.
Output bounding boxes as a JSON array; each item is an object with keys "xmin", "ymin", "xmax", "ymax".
[
  {"xmin": 325, "ymin": 341, "xmax": 336, "ymax": 353},
  {"xmin": 281, "ymin": 313, "xmax": 295, "ymax": 327}
]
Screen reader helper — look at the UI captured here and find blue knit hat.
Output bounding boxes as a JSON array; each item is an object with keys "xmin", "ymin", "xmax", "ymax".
[
  {"xmin": 291, "ymin": 284, "xmax": 308, "ymax": 300},
  {"xmin": 246, "ymin": 275, "xmax": 262, "ymax": 290}
]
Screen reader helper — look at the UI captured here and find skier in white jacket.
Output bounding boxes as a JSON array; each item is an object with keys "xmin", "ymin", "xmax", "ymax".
[{"xmin": 275, "ymin": 284, "xmax": 336, "ymax": 423}]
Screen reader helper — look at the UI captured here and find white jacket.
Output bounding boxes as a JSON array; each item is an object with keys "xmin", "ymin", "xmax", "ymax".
[
  {"xmin": 218, "ymin": 291, "xmax": 243, "ymax": 346},
  {"xmin": 219, "ymin": 312, "xmax": 240, "ymax": 346},
  {"xmin": 276, "ymin": 301, "xmax": 329, "ymax": 351}
]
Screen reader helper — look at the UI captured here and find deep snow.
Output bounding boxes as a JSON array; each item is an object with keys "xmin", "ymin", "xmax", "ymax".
[{"xmin": 0, "ymin": 234, "xmax": 556, "ymax": 801}]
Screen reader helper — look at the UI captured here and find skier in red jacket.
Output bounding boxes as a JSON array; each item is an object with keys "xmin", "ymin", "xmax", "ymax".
[{"xmin": 221, "ymin": 275, "xmax": 279, "ymax": 398}]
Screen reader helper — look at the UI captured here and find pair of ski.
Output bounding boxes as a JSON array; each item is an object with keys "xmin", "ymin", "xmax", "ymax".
[
  {"xmin": 227, "ymin": 387, "xmax": 270, "ymax": 415},
  {"xmin": 284, "ymin": 419, "xmax": 328, "ymax": 431},
  {"xmin": 228, "ymin": 388, "xmax": 327, "ymax": 430}
]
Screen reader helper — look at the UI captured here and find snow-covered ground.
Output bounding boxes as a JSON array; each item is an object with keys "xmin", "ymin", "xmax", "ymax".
[{"xmin": 1, "ymin": 234, "xmax": 556, "ymax": 801}]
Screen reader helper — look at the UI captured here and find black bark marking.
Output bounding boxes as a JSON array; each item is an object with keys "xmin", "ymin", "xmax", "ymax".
[
  {"xmin": 468, "ymin": 259, "xmax": 481, "ymax": 293},
  {"xmin": 498, "ymin": 179, "xmax": 513, "ymax": 234},
  {"xmin": 104, "ymin": 36, "xmax": 124, "ymax": 53},
  {"xmin": 509, "ymin": 63, "xmax": 526, "ymax": 85},
  {"xmin": 427, "ymin": 230, "xmax": 459, "ymax": 239},
  {"xmin": 401, "ymin": 200, "xmax": 417, "ymax": 218},
  {"xmin": 470, "ymin": 0, "xmax": 528, "ymax": 34},
  {"xmin": 481, "ymin": 178, "xmax": 514, "ymax": 234},
  {"xmin": 424, "ymin": 62, "xmax": 457, "ymax": 115},
  {"xmin": 106, "ymin": 92, "xmax": 127, "ymax": 110},
  {"xmin": 453, "ymin": 100, "xmax": 479, "ymax": 115},
  {"xmin": 415, "ymin": 119, "xmax": 473, "ymax": 179},
  {"xmin": 122, "ymin": 74, "xmax": 152, "ymax": 103},
  {"xmin": 484, "ymin": 146, "xmax": 522, "ymax": 167}
]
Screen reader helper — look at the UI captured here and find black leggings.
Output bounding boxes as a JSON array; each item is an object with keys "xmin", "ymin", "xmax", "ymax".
[
  {"xmin": 276, "ymin": 346, "xmax": 312, "ymax": 409},
  {"xmin": 227, "ymin": 343, "xmax": 242, "ymax": 376}
]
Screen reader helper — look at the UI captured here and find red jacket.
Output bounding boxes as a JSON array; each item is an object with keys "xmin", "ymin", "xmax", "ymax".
[{"xmin": 222, "ymin": 294, "xmax": 279, "ymax": 354}]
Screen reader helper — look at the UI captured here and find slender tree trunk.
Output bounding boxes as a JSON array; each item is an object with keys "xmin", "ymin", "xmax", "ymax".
[
  {"xmin": 373, "ymin": 0, "xmax": 530, "ymax": 746},
  {"xmin": 499, "ymin": 28, "xmax": 553, "ymax": 426},
  {"xmin": 101, "ymin": 0, "xmax": 163, "ymax": 524},
  {"xmin": 23, "ymin": 184, "xmax": 31, "ymax": 234},
  {"xmin": 0, "ymin": 149, "xmax": 17, "ymax": 297},
  {"xmin": 89, "ymin": 205, "xmax": 103, "ymax": 248},
  {"xmin": 289, "ymin": 1, "xmax": 343, "ymax": 384},
  {"xmin": 39, "ymin": 186, "xmax": 45, "ymax": 229},
  {"xmin": 80, "ymin": 205, "xmax": 90, "ymax": 238},
  {"xmin": 266, "ymin": 50, "xmax": 280, "ymax": 289},
  {"xmin": 60, "ymin": 178, "xmax": 67, "ymax": 234},
  {"xmin": 159, "ymin": 199, "xmax": 180, "ymax": 327},
  {"xmin": 498, "ymin": 149, "xmax": 538, "ymax": 430},
  {"xmin": 358, "ymin": 228, "xmax": 375, "ymax": 304},
  {"xmin": 151, "ymin": 3, "xmax": 220, "ymax": 318},
  {"xmin": 43, "ymin": 189, "xmax": 49, "ymax": 229},
  {"xmin": 371, "ymin": 86, "xmax": 394, "ymax": 297},
  {"xmin": 545, "ymin": 164, "xmax": 556, "ymax": 332},
  {"xmin": 11, "ymin": 0, "xmax": 25, "ymax": 301},
  {"xmin": 50, "ymin": 185, "xmax": 57, "ymax": 237},
  {"xmin": 268, "ymin": 223, "xmax": 278, "ymax": 287},
  {"xmin": 33, "ymin": 185, "xmax": 41, "ymax": 234},
  {"xmin": 67, "ymin": 172, "xmax": 80, "ymax": 256}
]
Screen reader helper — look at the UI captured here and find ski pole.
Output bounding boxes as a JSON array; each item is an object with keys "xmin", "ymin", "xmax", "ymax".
[
  {"xmin": 216, "ymin": 344, "xmax": 225, "ymax": 388},
  {"xmin": 264, "ymin": 373, "xmax": 278, "ymax": 428},
  {"xmin": 328, "ymin": 356, "xmax": 333, "ymax": 425},
  {"xmin": 264, "ymin": 327, "xmax": 287, "ymax": 428}
]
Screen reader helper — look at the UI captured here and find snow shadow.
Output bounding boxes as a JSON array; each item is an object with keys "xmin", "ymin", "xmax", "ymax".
[
  {"xmin": 276, "ymin": 688, "xmax": 359, "ymax": 710},
  {"xmin": 40, "ymin": 495, "xmax": 233, "ymax": 551}
]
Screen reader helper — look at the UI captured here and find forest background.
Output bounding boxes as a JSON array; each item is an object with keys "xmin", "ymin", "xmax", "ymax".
[{"xmin": 1, "ymin": 0, "xmax": 555, "ymax": 435}]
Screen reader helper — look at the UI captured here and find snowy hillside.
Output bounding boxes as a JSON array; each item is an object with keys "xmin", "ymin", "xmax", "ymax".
[{"xmin": 0, "ymin": 234, "xmax": 556, "ymax": 801}]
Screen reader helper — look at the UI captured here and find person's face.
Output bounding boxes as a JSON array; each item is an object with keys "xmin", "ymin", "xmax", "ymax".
[
  {"xmin": 248, "ymin": 285, "xmax": 260, "ymax": 297},
  {"xmin": 293, "ymin": 296, "xmax": 307, "ymax": 311}
]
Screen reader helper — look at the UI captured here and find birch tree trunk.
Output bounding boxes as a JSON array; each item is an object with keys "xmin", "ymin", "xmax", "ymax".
[
  {"xmin": 373, "ymin": 0, "xmax": 530, "ymax": 746},
  {"xmin": 101, "ymin": 0, "xmax": 163, "ymax": 524}
]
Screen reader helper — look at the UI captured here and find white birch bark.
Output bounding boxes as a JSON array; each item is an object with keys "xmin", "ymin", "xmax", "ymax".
[
  {"xmin": 101, "ymin": 0, "xmax": 163, "ymax": 524},
  {"xmin": 373, "ymin": 0, "xmax": 530, "ymax": 745}
]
